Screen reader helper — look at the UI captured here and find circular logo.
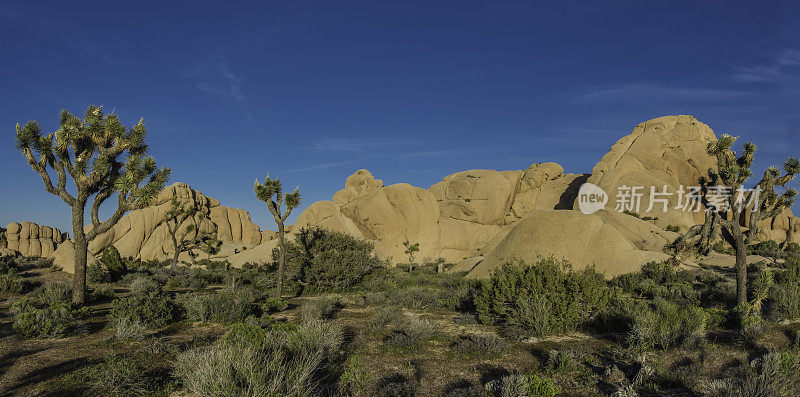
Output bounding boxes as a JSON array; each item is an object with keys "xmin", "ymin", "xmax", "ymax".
[{"xmin": 577, "ymin": 183, "xmax": 608, "ymax": 215}]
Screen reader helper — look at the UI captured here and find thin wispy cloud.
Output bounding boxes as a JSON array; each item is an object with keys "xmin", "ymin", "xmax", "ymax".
[
  {"xmin": 732, "ymin": 48, "xmax": 800, "ymax": 82},
  {"xmin": 194, "ymin": 56, "xmax": 245, "ymax": 100},
  {"xmin": 568, "ymin": 83, "xmax": 750, "ymax": 104},
  {"xmin": 310, "ymin": 138, "xmax": 432, "ymax": 151},
  {"xmin": 284, "ymin": 157, "xmax": 369, "ymax": 172}
]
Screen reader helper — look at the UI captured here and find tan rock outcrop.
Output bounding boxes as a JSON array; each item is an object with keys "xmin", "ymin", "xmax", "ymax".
[
  {"xmin": 87, "ymin": 182, "xmax": 265, "ymax": 261},
  {"xmin": 574, "ymin": 115, "xmax": 718, "ymax": 228},
  {"xmin": 51, "ymin": 240, "xmax": 99, "ymax": 273},
  {"xmin": 467, "ymin": 210, "xmax": 673, "ymax": 279},
  {"xmin": 5, "ymin": 221, "xmax": 64, "ymax": 257}
]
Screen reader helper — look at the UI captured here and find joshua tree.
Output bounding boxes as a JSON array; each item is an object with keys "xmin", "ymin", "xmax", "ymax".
[
  {"xmin": 161, "ymin": 197, "xmax": 221, "ymax": 265},
  {"xmin": 403, "ymin": 240, "xmax": 419, "ymax": 272},
  {"xmin": 673, "ymin": 134, "xmax": 797, "ymax": 310},
  {"xmin": 254, "ymin": 174, "xmax": 301, "ymax": 298},
  {"xmin": 15, "ymin": 106, "xmax": 170, "ymax": 305}
]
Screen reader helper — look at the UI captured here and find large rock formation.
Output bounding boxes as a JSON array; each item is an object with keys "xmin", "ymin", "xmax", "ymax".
[
  {"xmin": 4, "ymin": 221, "xmax": 65, "ymax": 257},
  {"xmin": 51, "ymin": 182, "xmax": 266, "ymax": 271},
  {"xmin": 462, "ymin": 210, "xmax": 674, "ymax": 278},
  {"xmin": 575, "ymin": 115, "xmax": 718, "ymax": 228},
  {"xmin": 295, "ymin": 164, "xmax": 586, "ymax": 263}
]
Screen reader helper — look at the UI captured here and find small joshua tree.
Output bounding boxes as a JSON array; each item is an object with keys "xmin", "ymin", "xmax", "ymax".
[
  {"xmin": 674, "ymin": 134, "xmax": 798, "ymax": 310},
  {"xmin": 254, "ymin": 174, "xmax": 301, "ymax": 298},
  {"xmin": 161, "ymin": 197, "xmax": 221, "ymax": 265},
  {"xmin": 403, "ymin": 240, "xmax": 419, "ymax": 272},
  {"xmin": 15, "ymin": 106, "xmax": 170, "ymax": 305}
]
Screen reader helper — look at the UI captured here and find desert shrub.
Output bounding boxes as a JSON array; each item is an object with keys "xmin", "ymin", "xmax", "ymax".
[
  {"xmin": 90, "ymin": 285, "xmax": 117, "ymax": 302},
  {"xmin": 28, "ymin": 282, "xmax": 72, "ymax": 305},
  {"xmin": 221, "ymin": 322, "xmax": 270, "ymax": 346},
  {"xmin": 368, "ymin": 306, "xmax": 404, "ymax": 334},
  {"xmin": 87, "ymin": 262, "xmax": 111, "ymax": 283},
  {"xmin": 0, "ymin": 269, "xmax": 28, "ymax": 293},
  {"xmin": 748, "ymin": 240, "xmax": 783, "ymax": 259},
  {"xmin": 739, "ymin": 315, "xmax": 767, "ymax": 346},
  {"xmin": 10, "ymin": 297, "xmax": 89, "ymax": 338},
  {"xmin": 665, "ymin": 225, "xmax": 681, "ymax": 233},
  {"xmin": 91, "ymin": 354, "xmax": 149, "ymax": 396},
  {"xmin": 99, "ymin": 246, "xmax": 128, "ymax": 281},
  {"xmin": 174, "ymin": 319, "xmax": 343, "ymax": 396},
  {"xmin": 154, "ymin": 265, "xmax": 224, "ymax": 290},
  {"xmin": 111, "ymin": 294, "xmax": 176, "ymax": 328},
  {"xmin": 629, "ymin": 298, "xmax": 708, "ymax": 351},
  {"xmin": 612, "ymin": 261, "xmax": 698, "ymax": 303},
  {"xmin": 179, "ymin": 288, "xmax": 257, "ymax": 324},
  {"xmin": 128, "ymin": 275, "xmax": 162, "ymax": 296},
  {"xmin": 261, "ymin": 297, "xmax": 288, "ymax": 313},
  {"xmin": 450, "ymin": 333, "xmax": 506, "ymax": 358},
  {"xmin": 375, "ymin": 373, "xmax": 418, "ymax": 397},
  {"xmin": 705, "ymin": 351, "xmax": 800, "ymax": 396},
  {"xmin": 339, "ymin": 354, "xmax": 372, "ymax": 396},
  {"xmin": 489, "ymin": 373, "xmax": 560, "ymax": 397},
  {"xmin": 383, "ymin": 316, "xmax": 437, "ymax": 349},
  {"xmin": 768, "ymin": 260, "xmax": 800, "ymax": 320},
  {"xmin": 112, "ymin": 316, "xmax": 147, "ymax": 341},
  {"xmin": 280, "ymin": 227, "xmax": 383, "ymax": 293},
  {"xmin": 476, "ymin": 259, "xmax": 614, "ymax": 336},
  {"xmin": 299, "ymin": 296, "xmax": 343, "ymax": 322}
]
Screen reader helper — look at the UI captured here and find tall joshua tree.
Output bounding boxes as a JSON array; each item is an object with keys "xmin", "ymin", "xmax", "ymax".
[
  {"xmin": 161, "ymin": 197, "xmax": 221, "ymax": 265},
  {"xmin": 16, "ymin": 106, "xmax": 170, "ymax": 305},
  {"xmin": 254, "ymin": 174, "xmax": 301, "ymax": 298},
  {"xmin": 674, "ymin": 134, "xmax": 798, "ymax": 310}
]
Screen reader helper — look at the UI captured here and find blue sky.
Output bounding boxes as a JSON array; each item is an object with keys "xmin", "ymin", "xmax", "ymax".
[{"xmin": 1, "ymin": 0, "xmax": 799, "ymax": 233}]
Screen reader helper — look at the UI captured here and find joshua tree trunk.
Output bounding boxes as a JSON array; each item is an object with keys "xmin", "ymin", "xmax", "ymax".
[
  {"xmin": 276, "ymin": 223, "xmax": 286, "ymax": 298},
  {"xmin": 733, "ymin": 226, "xmax": 748, "ymax": 308},
  {"xmin": 71, "ymin": 203, "xmax": 88, "ymax": 305}
]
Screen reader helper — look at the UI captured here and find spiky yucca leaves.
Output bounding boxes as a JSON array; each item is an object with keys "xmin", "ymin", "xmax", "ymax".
[
  {"xmin": 254, "ymin": 174, "xmax": 301, "ymax": 298},
  {"xmin": 15, "ymin": 106, "xmax": 170, "ymax": 304},
  {"xmin": 676, "ymin": 134, "xmax": 797, "ymax": 310},
  {"xmin": 161, "ymin": 197, "xmax": 221, "ymax": 265}
]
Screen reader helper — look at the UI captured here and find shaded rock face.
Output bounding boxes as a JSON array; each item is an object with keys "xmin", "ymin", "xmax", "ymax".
[
  {"xmin": 87, "ymin": 182, "xmax": 264, "ymax": 261},
  {"xmin": 5, "ymin": 222, "xmax": 64, "ymax": 257}
]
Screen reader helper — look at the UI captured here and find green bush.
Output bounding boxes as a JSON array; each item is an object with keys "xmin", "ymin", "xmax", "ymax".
[
  {"xmin": 339, "ymin": 354, "xmax": 372, "ymax": 396},
  {"xmin": 99, "ymin": 246, "xmax": 128, "ymax": 281},
  {"xmin": 612, "ymin": 261, "xmax": 698, "ymax": 303},
  {"xmin": 10, "ymin": 297, "xmax": 89, "ymax": 338},
  {"xmin": 491, "ymin": 374, "xmax": 560, "ymax": 397},
  {"xmin": 261, "ymin": 297, "xmax": 289, "ymax": 313},
  {"xmin": 475, "ymin": 259, "xmax": 614, "ymax": 336},
  {"xmin": 665, "ymin": 225, "xmax": 681, "ymax": 233},
  {"xmin": 220, "ymin": 323, "xmax": 270, "ymax": 346},
  {"xmin": 174, "ymin": 319, "xmax": 343, "ymax": 396},
  {"xmin": 90, "ymin": 285, "xmax": 117, "ymax": 302},
  {"xmin": 111, "ymin": 294, "xmax": 176, "ymax": 328},
  {"xmin": 179, "ymin": 288, "xmax": 257, "ymax": 324},
  {"xmin": 748, "ymin": 240, "xmax": 783, "ymax": 259},
  {"xmin": 0, "ymin": 269, "xmax": 28, "ymax": 293},
  {"xmin": 87, "ymin": 262, "xmax": 111, "ymax": 283},
  {"xmin": 739, "ymin": 315, "xmax": 767, "ymax": 346},
  {"xmin": 111, "ymin": 316, "xmax": 147, "ymax": 341},
  {"xmin": 629, "ymin": 298, "xmax": 708, "ymax": 351},
  {"xmin": 279, "ymin": 227, "xmax": 383, "ymax": 293},
  {"xmin": 769, "ymin": 260, "xmax": 800, "ymax": 320}
]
